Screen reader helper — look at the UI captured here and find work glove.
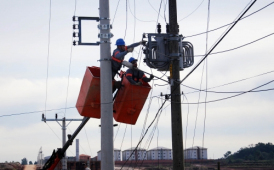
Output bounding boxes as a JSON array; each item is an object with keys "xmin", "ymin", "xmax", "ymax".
[
  {"xmin": 136, "ymin": 82, "xmax": 142, "ymax": 86},
  {"xmin": 150, "ymin": 74, "xmax": 154, "ymax": 80},
  {"xmin": 127, "ymin": 47, "xmax": 134, "ymax": 52},
  {"xmin": 139, "ymin": 40, "xmax": 147, "ymax": 45}
]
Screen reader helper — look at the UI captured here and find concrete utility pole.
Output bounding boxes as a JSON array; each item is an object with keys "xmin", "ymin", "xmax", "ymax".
[
  {"xmin": 99, "ymin": 0, "xmax": 114, "ymax": 169},
  {"xmin": 42, "ymin": 116, "xmax": 83, "ymax": 170},
  {"xmin": 168, "ymin": 0, "xmax": 185, "ymax": 169}
]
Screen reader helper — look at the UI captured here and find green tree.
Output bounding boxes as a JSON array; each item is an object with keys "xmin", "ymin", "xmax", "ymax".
[
  {"xmin": 34, "ymin": 161, "xmax": 37, "ymax": 165},
  {"xmin": 21, "ymin": 158, "xmax": 28, "ymax": 165},
  {"xmin": 29, "ymin": 161, "xmax": 33, "ymax": 165}
]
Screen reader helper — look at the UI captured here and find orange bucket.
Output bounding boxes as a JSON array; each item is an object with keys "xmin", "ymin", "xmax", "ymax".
[
  {"xmin": 76, "ymin": 66, "xmax": 101, "ymax": 118},
  {"xmin": 113, "ymin": 77, "xmax": 151, "ymax": 125}
]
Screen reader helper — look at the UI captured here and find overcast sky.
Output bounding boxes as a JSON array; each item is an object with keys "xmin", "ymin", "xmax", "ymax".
[{"xmin": 0, "ymin": 0, "xmax": 274, "ymax": 163}]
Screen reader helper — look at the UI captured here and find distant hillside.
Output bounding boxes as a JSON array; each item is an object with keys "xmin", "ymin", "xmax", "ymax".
[{"xmin": 226, "ymin": 142, "xmax": 274, "ymax": 161}]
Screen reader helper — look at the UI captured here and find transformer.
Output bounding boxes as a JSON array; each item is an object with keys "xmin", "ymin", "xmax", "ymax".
[{"xmin": 143, "ymin": 33, "xmax": 194, "ymax": 71}]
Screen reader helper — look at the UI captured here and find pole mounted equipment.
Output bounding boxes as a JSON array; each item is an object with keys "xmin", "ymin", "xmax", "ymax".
[
  {"xmin": 142, "ymin": 30, "xmax": 194, "ymax": 71},
  {"xmin": 72, "ymin": 16, "xmax": 113, "ymax": 46}
]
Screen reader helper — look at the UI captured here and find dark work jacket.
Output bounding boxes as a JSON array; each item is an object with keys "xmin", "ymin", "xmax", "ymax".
[
  {"xmin": 111, "ymin": 42, "xmax": 140, "ymax": 79},
  {"xmin": 125, "ymin": 68, "xmax": 151, "ymax": 85}
]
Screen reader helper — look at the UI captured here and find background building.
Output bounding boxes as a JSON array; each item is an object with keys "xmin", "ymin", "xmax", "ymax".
[
  {"xmin": 97, "ymin": 148, "xmax": 121, "ymax": 161},
  {"xmin": 184, "ymin": 146, "xmax": 207, "ymax": 159},
  {"xmin": 122, "ymin": 147, "xmax": 147, "ymax": 161},
  {"xmin": 147, "ymin": 147, "xmax": 172, "ymax": 160}
]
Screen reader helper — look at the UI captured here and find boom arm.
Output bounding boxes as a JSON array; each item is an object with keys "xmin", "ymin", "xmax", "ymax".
[{"xmin": 42, "ymin": 117, "xmax": 90, "ymax": 170}]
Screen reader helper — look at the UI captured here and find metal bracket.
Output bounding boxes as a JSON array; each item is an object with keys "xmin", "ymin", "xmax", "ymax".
[
  {"xmin": 98, "ymin": 33, "xmax": 114, "ymax": 39},
  {"xmin": 72, "ymin": 16, "xmax": 100, "ymax": 46},
  {"xmin": 98, "ymin": 24, "xmax": 112, "ymax": 30}
]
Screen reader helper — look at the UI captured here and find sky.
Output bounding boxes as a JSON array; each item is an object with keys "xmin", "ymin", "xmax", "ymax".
[{"xmin": 0, "ymin": 0, "xmax": 274, "ymax": 163}]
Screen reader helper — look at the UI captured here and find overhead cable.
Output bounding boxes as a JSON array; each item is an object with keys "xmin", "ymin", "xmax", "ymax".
[
  {"xmin": 44, "ymin": 0, "xmax": 52, "ymax": 118},
  {"xmin": 177, "ymin": 0, "xmax": 257, "ymax": 87},
  {"xmin": 185, "ymin": 1, "xmax": 274, "ymax": 38}
]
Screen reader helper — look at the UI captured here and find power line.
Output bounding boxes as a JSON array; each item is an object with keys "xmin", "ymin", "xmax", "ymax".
[
  {"xmin": 178, "ymin": 0, "xmax": 205, "ymax": 22},
  {"xmin": 111, "ymin": 0, "xmax": 121, "ymax": 25},
  {"xmin": 148, "ymin": 0, "xmax": 165, "ymax": 20},
  {"xmin": 120, "ymin": 99, "xmax": 167, "ymax": 170},
  {"xmin": 124, "ymin": 0, "xmax": 128, "ymax": 40},
  {"xmin": 64, "ymin": 0, "xmax": 78, "ymax": 117},
  {"xmin": 44, "ymin": 0, "xmax": 52, "ymax": 118},
  {"xmin": 184, "ymin": 1, "xmax": 274, "ymax": 38},
  {"xmin": 177, "ymin": 0, "xmax": 257, "ymax": 87},
  {"xmin": 202, "ymin": 0, "xmax": 210, "ymax": 159},
  {"xmin": 182, "ymin": 70, "xmax": 274, "ymax": 94},
  {"xmin": 170, "ymin": 79, "xmax": 274, "ymax": 105}
]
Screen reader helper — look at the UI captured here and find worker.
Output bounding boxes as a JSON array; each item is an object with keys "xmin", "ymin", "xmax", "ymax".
[
  {"xmin": 125, "ymin": 57, "xmax": 154, "ymax": 85},
  {"xmin": 112, "ymin": 38, "xmax": 146, "ymax": 92}
]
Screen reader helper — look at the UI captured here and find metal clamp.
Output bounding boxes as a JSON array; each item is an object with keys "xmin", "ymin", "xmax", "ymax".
[
  {"xmin": 97, "ymin": 58, "xmax": 111, "ymax": 62},
  {"xmin": 98, "ymin": 40, "xmax": 111, "ymax": 44},
  {"xmin": 97, "ymin": 24, "xmax": 112, "ymax": 30},
  {"xmin": 98, "ymin": 33, "xmax": 114, "ymax": 39},
  {"xmin": 100, "ymin": 17, "xmax": 110, "ymax": 20}
]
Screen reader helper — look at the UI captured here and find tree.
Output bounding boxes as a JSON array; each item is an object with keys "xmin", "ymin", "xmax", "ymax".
[
  {"xmin": 29, "ymin": 161, "xmax": 33, "ymax": 165},
  {"xmin": 224, "ymin": 151, "xmax": 231, "ymax": 158},
  {"xmin": 21, "ymin": 158, "xmax": 28, "ymax": 165},
  {"xmin": 34, "ymin": 161, "xmax": 37, "ymax": 165}
]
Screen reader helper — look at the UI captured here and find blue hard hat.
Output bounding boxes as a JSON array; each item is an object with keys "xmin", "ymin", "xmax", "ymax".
[
  {"xmin": 115, "ymin": 38, "xmax": 125, "ymax": 46},
  {"xmin": 129, "ymin": 57, "xmax": 137, "ymax": 63}
]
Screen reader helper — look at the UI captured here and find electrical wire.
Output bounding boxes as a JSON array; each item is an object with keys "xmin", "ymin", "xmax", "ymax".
[
  {"xmin": 84, "ymin": 127, "xmax": 93, "ymax": 157},
  {"xmin": 44, "ymin": 0, "xmax": 52, "ymax": 118},
  {"xmin": 160, "ymin": 79, "xmax": 274, "ymax": 105},
  {"xmin": 45, "ymin": 122, "xmax": 61, "ymax": 141},
  {"xmin": 194, "ymin": 32, "xmax": 274, "ymax": 57},
  {"xmin": 155, "ymin": 0, "xmax": 163, "ymax": 33},
  {"xmin": 148, "ymin": 0, "xmax": 165, "ymax": 20},
  {"xmin": 124, "ymin": 0, "xmax": 128, "ymax": 40},
  {"xmin": 178, "ymin": 0, "xmax": 205, "ymax": 22},
  {"xmin": 64, "ymin": 0, "xmax": 77, "ymax": 117},
  {"xmin": 112, "ymin": 0, "xmax": 121, "ymax": 25},
  {"xmin": 120, "ymin": 99, "xmax": 167, "ymax": 170},
  {"xmin": 184, "ymin": 1, "xmax": 274, "ymax": 38},
  {"xmin": 177, "ymin": 0, "xmax": 257, "ymax": 88},
  {"xmin": 202, "ymin": 0, "xmax": 210, "ymax": 160},
  {"xmin": 182, "ymin": 70, "xmax": 274, "ymax": 94},
  {"xmin": 191, "ymin": 60, "xmax": 206, "ymax": 155}
]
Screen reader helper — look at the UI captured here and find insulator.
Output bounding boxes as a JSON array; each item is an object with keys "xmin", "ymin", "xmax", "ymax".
[
  {"xmin": 166, "ymin": 23, "xmax": 169, "ymax": 33},
  {"xmin": 157, "ymin": 23, "xmax": 161, "ymax": 34},
  {"xmin": 142, "ymin": 33, "xmax": 147, "ymax": 38},
  {"xmin": 73, "ymin": 32, "xmax": 78, "ymax": 37},
  {"xmin": 177, "ymin": 24, "xmax": 179, "ymax": 33},
  {"xmin": 55, "ymin": 114, "xmax": 57, "ymax": 119},
  {"xmin": 72, "ymin": 16, "xmax": 76, "ymax": 21},
  {"xmin": 73, "ymin": 24, "xmax": 78, "ymax": 29},
  {"xmin": 73, "ymin": 40, "xmax": 77, "ymax": 46}
]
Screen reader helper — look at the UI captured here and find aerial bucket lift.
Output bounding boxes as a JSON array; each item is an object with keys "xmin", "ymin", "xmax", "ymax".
[
  {"xmin": 113, "ymin": 75, "xmax": 151, "ymax": 125},
  {"xmin": 76, "ymin": 66, "xmax": 101, "ymax": 118}
]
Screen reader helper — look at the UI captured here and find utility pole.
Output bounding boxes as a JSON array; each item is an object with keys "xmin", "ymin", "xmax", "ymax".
[
  {"xmin": 99, "ymin": 0, "xmax": 114, "ymax": 169},
  {"xmin": 42, "ymin": 115, "xmax": 83, "ymax": 170},
  {"xmin": 169, "ymin": 0, "xmax": 184, "ymax": 169}
]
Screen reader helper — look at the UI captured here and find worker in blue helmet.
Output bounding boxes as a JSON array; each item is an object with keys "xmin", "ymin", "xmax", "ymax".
[
  {"xmin": 112, "ymin": 38, "xmax": 146, "ymax": 92},
  {"xmin": 125, "ymin": 57, "xmax": 154, "ymax": 85}
]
